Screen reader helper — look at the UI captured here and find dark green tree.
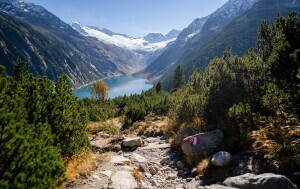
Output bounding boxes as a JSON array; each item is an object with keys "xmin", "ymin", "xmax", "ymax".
[
  {"xmin": 173, "ymin": 65, "xmax": 185, "ymax": 89},
  {"xmin": 0, "ymin": 66, "xmax": 65, "ymax": 189},
  {"xmin": 155, "ymin": 82, "xmax": 163, "ymax": 93},
  {"xmin": 49, "ymin": 75, "xmax": 89, "ymax": 157}
]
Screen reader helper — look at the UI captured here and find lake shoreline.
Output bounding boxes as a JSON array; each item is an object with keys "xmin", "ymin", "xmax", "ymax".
[{"xmin": 73, "ymin": 74, "xmax": 154, "ymax": 99}]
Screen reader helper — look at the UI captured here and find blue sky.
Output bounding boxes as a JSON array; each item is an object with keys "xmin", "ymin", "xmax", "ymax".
[{"xmin": 26, "ymin": 0, "xmax": 228, "ymax": 37}]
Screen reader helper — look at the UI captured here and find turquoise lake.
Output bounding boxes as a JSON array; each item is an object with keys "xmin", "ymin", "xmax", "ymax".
[{"xmin": 73, "ymin": 75, "xmax": 153, "ymax": 99}]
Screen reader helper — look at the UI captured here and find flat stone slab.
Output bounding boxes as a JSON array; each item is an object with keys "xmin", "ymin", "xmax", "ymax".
[
  {"xmin": 99, "ymin": 170, "xmax": 113, "ymax": 177},
  {"xmin": 108, "ymin": 171, "xmax": 138, "ymax": 189},
  {"xmin": 140, "ymin": 143, "xmax": 171, "ymax": 150},
  {"xmin": 110, "ymin": 156, "xmax": 131, "ymax": 166},
  {"xmin": 131, "ymin": 153, "xmax": 148, "ymax": 164}
]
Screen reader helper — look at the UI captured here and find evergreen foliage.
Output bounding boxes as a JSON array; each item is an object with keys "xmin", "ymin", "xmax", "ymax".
[
  {"xmin": 173, "ymin": 66, "xmax": 185, "ymax": 89},
  {"xmin": 172, "ymin": 13, "xmax": 299, "ymax": 173},
  {"xmin": 0, "ymin": 61, "xmax": 89, "ymax": 188}
]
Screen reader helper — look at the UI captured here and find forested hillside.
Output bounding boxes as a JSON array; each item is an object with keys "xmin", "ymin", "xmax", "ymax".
[{"xmin": 0, "ymin": 8, "xmax": 299, "ymax": 189}]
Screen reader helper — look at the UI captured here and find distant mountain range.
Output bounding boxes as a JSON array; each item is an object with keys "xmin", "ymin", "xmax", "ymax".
[
  {"xmin": 0, "ymin": 0, "xmax": 299, "ymax": 88},
  {"xmin": 69, "ymin": 21, "xmax": 180, "ymax": 52},
  {"xmin": 142, "ymin": 0, "xmax": 300, "ymax": 89},
  {"xmin": 0, "ymin": 0, "xmax": 179, "ymax": 87}
]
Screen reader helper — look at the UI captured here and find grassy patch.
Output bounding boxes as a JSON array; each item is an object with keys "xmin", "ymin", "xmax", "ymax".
[
  {"xmin": 64, "ymin": 151, "xmax": 111, "ymax": 180},
  {"xmin": 197, "ymin": 158, "xmax": 210, "ymax": 176},
  {"xmin": 132, "ymin": 169, "xmax": 143, "ymax": 185},
  {"xmin": 88, "ymin": 119, "xmax": 120, "ymax": 135}
]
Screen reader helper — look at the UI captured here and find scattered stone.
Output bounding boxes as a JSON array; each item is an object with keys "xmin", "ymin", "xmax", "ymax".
[
  {"xmin": 123, "ymin": 153, "xmax": 131, "ymax": 157},
  {"xmin": 122, "ymin": 137, "xmax": 142, "ymax": 148},
  {"xmin": 108, "ymin": 171, "xmax": 138, "ymax": 189},
  {"xmin": 151, "ymin": 179, "xmax": 159, "ymax": 187},
  {"xmin": 160, "ymin": 157, "xmax": 170, "ymax": 165},
  {"xmin": 161, "ymin": 167, "xmax": 172, "ymax": 172},
  {"xmin": 149, "ymin": 166, "xmax": 158, "ymax": 175},
  {"xmin": 223, "ymin": 173, "xmax": 298, "ymax": 189},
  {"xmin": 97, "ymin": 131, "xmax": 110, "ymax": 138},
  {"xmin": 211, "ymin": 151, "xmax": 232, "ymax": 166},
  {"xmin": 110, "ymin": 156, "xmax": 131, "ymax": 166},
  {"xmin": 186, "ymin": 178, "xmax": 193, "ymax": 182},
  {"xmin": 112, "ymin": 144, "xmax": 121, "ymax": 152},
  {"xmin": 145, "ymin": 137, "xmax": 159, "ymax": 143},
  {"xmin": 131, "ymin": 153, "xmax": 148, "ymax": 164},
  {"xmin": 92, "ymin": 175, "xmax": 101, "ymax": 181},
  {"xmin": 139, "ymin": 163, "xmax": 149, "ymax": 172},
  {"xmin": 204, "ymin": 184, "xmax": 238, "ymax": 189},
  {"xmin": 99, "ymin": 170, "xmax": 113, "ymax": 177},
  {"xmin": 181, "ymin": 130, "xmax": 224, "ymax": 158},
  {"xmin": 191, "ymin": 167, "xmax": 198, "ymax": 175},
  {"xmin": 178, "ymin": 168, "xmax": 190, "ymax": 177},
  {"xmin": 176, "ymin": 161, "xmax": 185, "ymax": 170},
  {"xmin": 121, "ymin": 166, "xmax": 133, "ymax": 171},
  {"xmin": 140, "ymin": 143, "xmax": 170, "ymax": 150},
  {"xmin": 167, "ymin": 173, "xmax": 177, "ymax": 180},
  {"xmin": 144, "ymin": 172, "xmax": 152, "ymax": 178}
]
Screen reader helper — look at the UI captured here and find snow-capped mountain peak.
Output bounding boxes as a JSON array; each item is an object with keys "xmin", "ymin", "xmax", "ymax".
[{"xmin": 70, "ymin": 21, "xmax": 179, "ymax": 52}]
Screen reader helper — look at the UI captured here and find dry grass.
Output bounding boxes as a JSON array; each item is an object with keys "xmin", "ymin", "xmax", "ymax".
[
  {"xmin": 87, "ymin": 119, "xmax": 120, "ymax": 135},
  {"xmin": 197, "ymin": 158, "xmax": 210, "ymax": 176},
  {"xmin": 132, "ymin": 169, "xmax": 143, "ymax": 185},
  {"xmin": 65, "ymin": 151, "xmax": 111, "ymax": 180}
]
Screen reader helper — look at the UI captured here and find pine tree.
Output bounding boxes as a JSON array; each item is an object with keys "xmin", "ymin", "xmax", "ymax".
[
  {"xmin": 173, "ymin": 66, "xmax": 185, "ymax": 89},
  {"xmin": 50, "ymin": 75, "xmax": 89, "ymax": 157},
  {"xmin": 0, "ymin": 66, "xmax": 65, "ymax": 189}
]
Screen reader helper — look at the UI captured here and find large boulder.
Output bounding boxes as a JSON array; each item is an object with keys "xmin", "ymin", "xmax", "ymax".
[
  {"xmin": 108, "ymin": 171, "xmax": 138, "ymax": 189},
  {"xmin": 211, "ymin": 151, "xmax": 232, "ymax": 166},
  {"xmin": 174, "ymin": 126, "xmax": 199, "ymax": 148},
  {"xmin": 122, "ymin": 137, "xmax": 142, "ymax": 148},
  {"xmin": 181, "ymin": 130, "xmax": 224, "ymax": 158},
  {"xmin": 223, "ymin": 173, "xmax": 298, "ymax": 189}
]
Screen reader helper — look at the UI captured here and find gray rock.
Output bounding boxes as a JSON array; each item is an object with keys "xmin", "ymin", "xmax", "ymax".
[
  {"xmin": 211, "ymin": 151, "xmax": 232, "ymax": 166},
  {"xmin": 151, "ymin": 179, "xmax": 159, "ymax": 187},
  {"xmin": 100, "ymin": 170, "xmax": 113, "ymax": 177},
  {"xmin": 149, "ymin": 166, "xmax": 158, "ymax": 175},
  {"xmin": 204, "ymin": 184, "xmax": 238, "ymax": 189},
  {"xmin": 181, "ymin": 130, "xmax": 224, "ymax": 158},
  {"xmin": 167, "ymin": 173, "xmax": 177, "ymax": 180},
  {"xmin": 108, "ymin": 171, "xmax": 138, "ymax": 189},
  {"xmin": 122, "ymin": 137, "xmax": 142, "ymax": 148},
  {"xmin": 191, "ymin": 167, "xmax": 198, "ymax": 175},
  {"xmin": 131, "ymin": 153, "xmax": 148, "ymax": 164},
  {"xmin": 144, "ymin": 172, "xmax": 152, "ymax": 178},
  {"xmin": 223, "ymin": 173, "xmax": 298, "ymax": 189},
  {"xmin": 176, "ymin": 161, "xmax": 185, "ymax": 170},
  {"xmin": 92, "ymin": 174, "xmax": 101, "ymax": 181},
  {"xmin": 97, "ymin": 131, "xmax": 110, "ymax": 138},
  {"xmin": 139, "ymin": 163, "xmax": 149, "ymax": 172},
  {"xmin": 174, "ymin": 126, "xmax": 199, "ymax": 148},
  {"xmin": 160, "ymin": 157, "xmax": 170, "ymax": 165},
  {"xmin": 110, "ymin": 156, "xmax": 131, "ymax": 166}
]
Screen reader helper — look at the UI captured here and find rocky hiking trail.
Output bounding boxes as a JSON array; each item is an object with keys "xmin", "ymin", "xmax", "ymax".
[
  {"xmin": 66, "ymin": 117, "xmax": 299, "ymax": 189},
  {"xmin": 70, "ymin": 136, "xmax": 201, "ymax": 189}
]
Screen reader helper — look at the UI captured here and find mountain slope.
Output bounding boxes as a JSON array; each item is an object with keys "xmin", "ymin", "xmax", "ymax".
[
  {"xmin": 143, "ymin": 0, "xmax": 262, "ymax": 82},
  {"xmin": 0, "ymin": 0, "xmax": 147, "ymax": 86},
  {"xmin": 144, "ymin": 0, "xmax": 300, "ymax": 89}
]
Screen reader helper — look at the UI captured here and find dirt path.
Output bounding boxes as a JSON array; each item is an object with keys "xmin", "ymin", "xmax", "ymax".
[{"xmin": 68, "ymin": 136, "xmax": 200, "ymax": 189}]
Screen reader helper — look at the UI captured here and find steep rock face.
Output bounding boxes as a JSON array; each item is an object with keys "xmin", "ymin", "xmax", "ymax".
[
  {"xmin": 0, "ymin": 0, "xmax": 146, "ymax": 86},
  {"xmin": 143, "ymin": 0, "xmax": 300, "ymax": 89}
]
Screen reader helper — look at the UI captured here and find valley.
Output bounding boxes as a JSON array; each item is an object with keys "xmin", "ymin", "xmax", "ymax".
[{"xmin": 0, "ymin": 0, "xmax": 299, "ymax": 189}]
